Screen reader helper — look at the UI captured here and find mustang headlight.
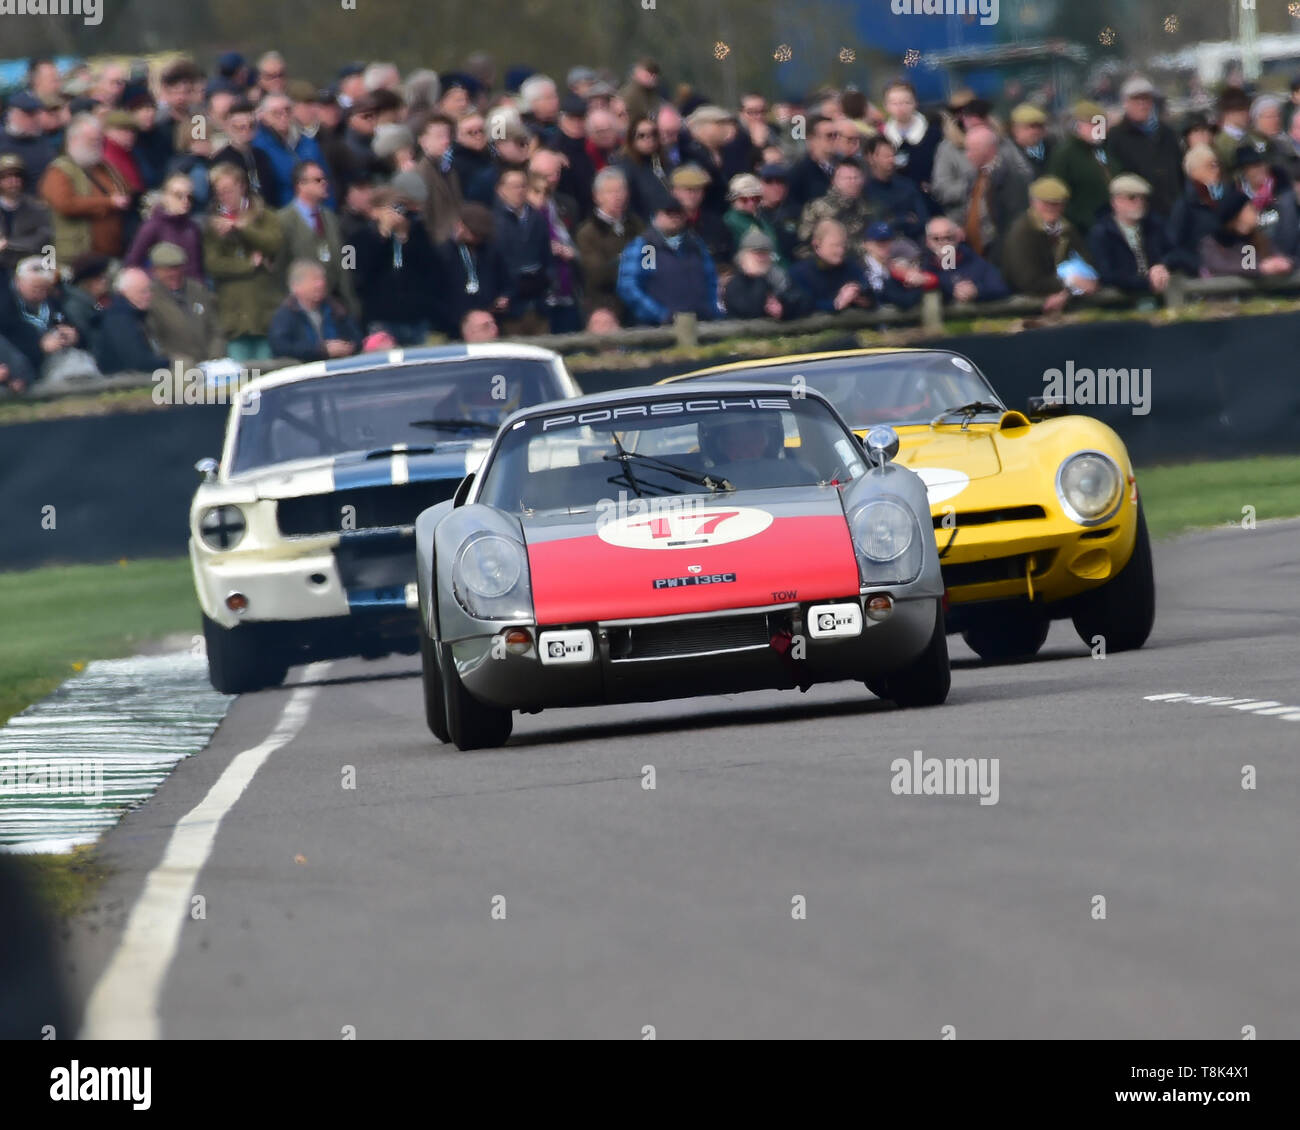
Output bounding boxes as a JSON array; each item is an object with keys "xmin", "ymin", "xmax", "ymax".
[
  {"xmin": 1056, "ymin": 451, "xmax": 1123, "ymax": 526},
  {"xmin": 453, "ymin": 532, "xmax": 533, "ymax": 620},
  {"xmin": 198, "ymin": 505, "xmax": 246, "ymax": 550},
  {"xmin": 850, "ymin": 498, "xmax": 923, "ymax": 586}
]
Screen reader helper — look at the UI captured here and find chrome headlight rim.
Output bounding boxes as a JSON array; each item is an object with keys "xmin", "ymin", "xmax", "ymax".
[
  {"xmin": 454, "ymin": 532, "xmax": 526, "ymax": 601},
  {"xmin": 1055, "ymin": 450, "xmax": 1124, "ymax": 527},
  {"xmin": 851, "ymin": 497, "xmax": 916, "ymax": 563},
  {"xmin": 198, "ymin": 504, "xmax": 247, "ymax": 551}
]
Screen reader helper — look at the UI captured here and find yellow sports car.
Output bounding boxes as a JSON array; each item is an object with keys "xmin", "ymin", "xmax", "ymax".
[{"xmin": 664, "ymin": 348, "xmax": 1154, "ymax": 661}]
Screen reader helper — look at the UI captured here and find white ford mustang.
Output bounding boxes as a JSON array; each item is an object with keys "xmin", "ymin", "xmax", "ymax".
[{"xmin": 189, "ymin": 344, "xmax": 580, "ymax": 693}]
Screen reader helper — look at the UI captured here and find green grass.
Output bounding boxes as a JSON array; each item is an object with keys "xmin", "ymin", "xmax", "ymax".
[
  {"xmin": 1137, "ymin": 455, "xmax": 1300, "ymax": 541},
  {"xmin": 0, "ymin": 556, "xmax": 196, "ymax": 729},
  {"xmin": 18, "ymin": 846, "xmax": 112, "ymax": 918}
]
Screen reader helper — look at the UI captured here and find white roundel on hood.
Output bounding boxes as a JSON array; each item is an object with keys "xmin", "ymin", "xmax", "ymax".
[
  {"xmin": 915, "ymin": 467, "xmax": 971, "ymax": 505},
  {"xmin": 597, "ymin": 506, "xmax": 774, "ymax": 550}
]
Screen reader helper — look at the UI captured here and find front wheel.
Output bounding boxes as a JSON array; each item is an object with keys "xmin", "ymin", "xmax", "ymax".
[
  {"xmin": 442, "ymin": 646, "xmax": 513, "ymax": 751},
  {"xmin": 961, "ymin": 609, "xmax": 1049, "ymax": 663},
  {"xmin": 1071, "ymin": 503, "xmax": 1155, "ymax": 653},
  {"xmin": 872, "ymin": 601, "xmax": 951, "ymax": 708},
  {"xmin": 202, "ymin": 614, "xmax": 288, "ymax": 695},
  {"xmin": 419, "ymin": 619, "xmax": 449, "ymax": 743}
]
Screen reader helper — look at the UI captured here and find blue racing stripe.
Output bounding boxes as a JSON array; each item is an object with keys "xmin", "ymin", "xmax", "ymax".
[{"xmin": 331, "ymin": 458, "xmax": 395, "ymax": 490}]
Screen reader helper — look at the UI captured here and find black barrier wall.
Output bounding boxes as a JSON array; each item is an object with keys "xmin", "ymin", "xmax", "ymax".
[{"xmin": 3, "ymin": 312, "xmax": 1299, "ymax": 569}]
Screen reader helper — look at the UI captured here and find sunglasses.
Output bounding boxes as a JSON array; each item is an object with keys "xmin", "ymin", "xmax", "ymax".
[
  {"xmin": 261, "ymin": 70, "xmax": 285, "ymax": 80},
  {"xmin": 634, "ymin": 131, "xmax": 657, "ymax": 139},
  {"xmin": 463, "ymin": 126, "xmax": 485, "ymax": 135}
]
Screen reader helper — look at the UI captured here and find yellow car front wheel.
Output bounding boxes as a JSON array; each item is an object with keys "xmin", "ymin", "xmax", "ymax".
[{"xmin": 1070, "ymin": 504, "xmax": 1156, "ymax": 653}]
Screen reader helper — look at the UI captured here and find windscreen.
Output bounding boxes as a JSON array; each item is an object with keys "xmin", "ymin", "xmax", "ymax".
[
  {"xmin": 477, "ymin": 394, "xmax": 868, "ymax": 513},
  {"xmin": 230, "ymin": 359, "xmax": 560, "ymax": 474},
  {"xmin": 683, "ymin": 352, "xmax": 1002, "ymax": 428}
]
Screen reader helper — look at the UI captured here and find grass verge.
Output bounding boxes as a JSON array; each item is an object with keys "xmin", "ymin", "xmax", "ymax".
[
  {"xmin": 1136, "ymin": 455, "xmax": 1300, "ymax": 541},
  {"xmin": 0, "ymin": 556, "xmax": 196, "ymax": 729}
]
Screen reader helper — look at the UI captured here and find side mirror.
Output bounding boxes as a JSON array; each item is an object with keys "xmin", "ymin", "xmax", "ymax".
[
  {"xmin": 452, "ymin": 472, "xmax": 476, "ymax": 508},
  {"xmin": 861, "ymin": 425, "xmax": 900, "ymax": 467},
  {"xmin": 1027, "ymin": 396, "xmax": 1068, "ymax": 418},
  {"xmin": 195, "ymin": 457, "xmax": 219, "ymax": 482}
]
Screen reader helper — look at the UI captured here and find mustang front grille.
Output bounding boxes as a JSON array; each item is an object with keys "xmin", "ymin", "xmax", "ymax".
[
  {"xmin": 943, "ymin": 551, "xmax": 1057, "ymax": 588},
  {"xmin": 932, "ymin": 505, "xmax": 1047, "ymax": 529},
  {"xmin": 277, "ymin": 481, "xmax": 460, "ymax": 537},
  {"xmin": 607, "ymin": 613, "xmax": 779, "ymax": 661}
]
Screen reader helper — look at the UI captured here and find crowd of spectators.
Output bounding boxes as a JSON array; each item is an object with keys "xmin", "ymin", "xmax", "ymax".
[{"xmin": 4, "ymin": 49, "xmax": 1300, "ymax": 395}]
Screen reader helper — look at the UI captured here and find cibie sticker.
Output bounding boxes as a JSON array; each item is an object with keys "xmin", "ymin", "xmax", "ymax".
[
  {"xmin": 951, "ymin": 356, "xmax": 974, "ymax": 372},
  {"xmin": 598, "ymin": 506, "xmax": 774, "ymax": 550},
  {"xmin": 915, "ymin": 467, "xmax": 971, "ymax": 505}
]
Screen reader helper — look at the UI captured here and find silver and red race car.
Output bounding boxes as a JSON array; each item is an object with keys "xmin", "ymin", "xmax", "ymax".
[{"xmin": 415, "ymin": 383, "xmax": 949, "ymax": 749}]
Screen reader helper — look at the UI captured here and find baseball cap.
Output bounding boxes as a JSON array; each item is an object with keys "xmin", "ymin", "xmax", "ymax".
[
  {"xmin": 1121, "ymin": 75, "xmax": 1157, "ymax": 99},
  {"xmin": 865, "ymin": 221, "xmax": 895, "ymax": 242},
  {"xmin": 727, "ymin": 173, "xmax": 763, "ymax": 200}
]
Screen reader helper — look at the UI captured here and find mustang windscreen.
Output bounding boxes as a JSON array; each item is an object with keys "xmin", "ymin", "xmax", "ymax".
[
  {"xmin": 694, "ymin": 352, "xmax": 1003, "ymax": 428},
  {"xmin": 230, "ymin": 360, "xmax": 556, "ymax": 473},
  {"xmin": 478, "ymin": 395, "xmax": 869, "ymax": 512}
]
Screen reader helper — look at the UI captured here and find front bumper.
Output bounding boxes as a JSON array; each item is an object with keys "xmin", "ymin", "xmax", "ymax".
[
  {"xmin": 446, "ymin": 594, "xmax": 939, "ymax": 710},
  {"xmin": 936, "ymin": 505, "xmax": 1137, "ymax": 608},
  {"xmin": 191, "ymin": 527, "xmax": 421, "ymax": 630}
]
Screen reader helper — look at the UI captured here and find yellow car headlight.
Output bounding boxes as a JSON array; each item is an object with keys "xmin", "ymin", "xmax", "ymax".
[{"xmin": 1056, "ymin": 452, "xmax": 1123, "ymax": 526}]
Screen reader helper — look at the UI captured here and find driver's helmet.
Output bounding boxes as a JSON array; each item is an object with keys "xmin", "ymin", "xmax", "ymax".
[
  {"xmin": 452, "ymin": 377, "xmax": 521, "ymax": 427},
  {"xmin": 699, "ymin": 412, "xmax": 786, "ymax": 464}
]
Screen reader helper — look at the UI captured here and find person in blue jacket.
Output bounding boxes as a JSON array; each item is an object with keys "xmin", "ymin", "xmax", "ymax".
[
  {"xmin": 616, "ymin": 201, "xmax": 723, "ymax": 325},
  {"xmin": 252, "ymin": 94, "xmax": 333, "ymax": 209},
  {"xmin": 268, "ymin": 259, "xmax": 361, "ymax": 361}
]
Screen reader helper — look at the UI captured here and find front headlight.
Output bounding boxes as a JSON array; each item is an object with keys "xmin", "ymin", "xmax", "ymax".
[
  {"xmin": 850, "ymin": 498, "xmax": 923, "ymax": 586},
  {"xmin": 198, "ymin": 505, "xmax": 246, "ymax": 550},
  {"xmin": 453, "ymin": 532, "xmax": 533, "ymax": 620},
  {"xmin": 1056, "ymin": 452, "xmax": 1123, "ymax": 526},
  {"xmin": 852, "ymin": 499, "xmax": 914, "ymax": 562}
]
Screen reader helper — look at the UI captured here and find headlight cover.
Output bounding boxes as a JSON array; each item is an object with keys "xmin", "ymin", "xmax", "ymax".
[
  {"xmin": 1056, "ymin": 451, "xmax": 1123, "ymax": 526},
  {"xmin": 453, "ymin": 532, "xmax": 533, "ymax": 620},
  {"xmin": 850, "ymin": 497, "xmax": 923, "ymax": 585},
  {"xmin": 199, "ymin": 505, "xmax": 246, "ymax": 550}
]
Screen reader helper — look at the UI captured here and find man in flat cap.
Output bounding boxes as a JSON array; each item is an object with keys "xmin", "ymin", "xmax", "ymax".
[
  {"xmin": 0, "ymin": 153, "xmax": 52, "ymax": 273},
  {"xmin": 1009, "ymin": 104, "xmax": 1053, "ymax": 178},
  {"xmin": 680, "ymin": 104, "xmax": 734, "ymax": 217},
  {"xmin": 1214, "ymin": 87, "xmax": 1254, "ymax": 174},
  {"xmin": 1107, "ymin": 75, "xmax": 1183, "ymax": 216},
  {"xmin": 723, "ymin": 228, "xmax": 810, "ymax": 321},
  {"xmin": 671, "ymin": 162, "xmax": 734, "ymax": 265},
  {"xmin": 724, "ymin": 171, "xmax": 788, "ymax": 268},
  {"xmin": 1000, "ymin": 177, "xmax": 1097, "ymax": 311},
  {"xmin": 1086, "ymin": 173, "xmax": 1173, "ymax": 294},
  {"xmin": 1046, "ymin": 100, "xmax": 1113, "ymax": 235},
  {"xmin": 0, "ymin": 91, "xmax": 59, "ymax": 181},
  {"xmin": 146, "ymin": 241, "xmax": 225, "ymax": 367}
]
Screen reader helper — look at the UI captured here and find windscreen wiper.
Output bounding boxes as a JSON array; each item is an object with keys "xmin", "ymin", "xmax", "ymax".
[
  {"xmin": 930, "ymin": 401, "xmax": 1004, "ymax": 430},
  {"xmin": 408, "ymin": 418, "xmax": 500, "ymax": 433},
  {"xmin": 363, "ymin": 444, "xmax": 438, "ymax": 460},
  {"xmin": 602, "ymin": 450, "xmax": 734, "ymax": 492}
]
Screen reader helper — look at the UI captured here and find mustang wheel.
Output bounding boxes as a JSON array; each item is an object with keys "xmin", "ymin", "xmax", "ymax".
[
  {"xmin": 874, "ymin": 600, "xmax": 951, "ymax": 708},
  {"xmin": 202, "ymin": 614, "xmax": 288, "ymax": 695},
  {"xmin": 442, "ymin": 646, "xmax": 513, "ymax": 751},
  {"xmin": 1071, "ymin": 503, "xmax": 1155, "ymax": 653},
  {"xmin": 961, "ymin": 608, "xmax": 1049, "ymax": 663},
  {"xmin": 418, "ymin": 620, "xmax": 450, "ymax": 743}
]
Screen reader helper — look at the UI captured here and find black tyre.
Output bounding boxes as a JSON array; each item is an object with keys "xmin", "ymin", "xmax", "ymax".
[
  {"xmin": 419, "ymin": 619, "xmax": 449, "ymax": 743},
  {"xmin": 874, "ymin": 600, "xmax": 951, "ymax": 708},
  {"xmin": 961, "ymin": 609, "xmax": 1050, "ymax": 662},
  {"xmin": 1071, "ymin": 504, "xmax": 1155, "ymax": 653},
  {"xmin": 442, "ymin": 646, "xmax": 513, "ymax": 751},
  {"xmin": 202, "ymin": 614, "xmax": 288, "ymax": 695}
]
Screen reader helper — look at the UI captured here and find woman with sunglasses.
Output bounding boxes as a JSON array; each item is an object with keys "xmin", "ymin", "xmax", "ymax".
[
  {"xmin": 613, "ymin": 114, "xmax": 674, "ymax": 224},
  {"xmin": 125, "ymin": 172, "xmax": 205, "ymax": 280}
]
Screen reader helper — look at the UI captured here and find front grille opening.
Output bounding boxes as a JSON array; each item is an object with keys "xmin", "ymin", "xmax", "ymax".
[
  {"xmin": 1080, "ymin": 526, "xmax": 1117, "ymax": 540},
  {"xmin": 608, "ymin": 611, "xmax": 787, "ymax": 661},
  {"xmin": 277, "ymin": 480, "xmax": 459, "ymax": 537},
  {"xmin": 943, "ymin": 550, "xmax": 1057, "ymax": 588},
  {"xmin": 932, "ymin": 505, "xmax": 1047, "ymax": 529}
]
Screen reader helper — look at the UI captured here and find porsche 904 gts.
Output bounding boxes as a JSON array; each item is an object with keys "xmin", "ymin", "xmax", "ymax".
[
  {"xmin": 415, "ymin": 384, "xmax": 950, "ymax": 750},
  {"xmin": 667, "ymin": 349, "xmax": 1155, "ymax": 663},
  {"xmin": 190, "ymin": 344, "xmax": 579, "ymax": 693}
]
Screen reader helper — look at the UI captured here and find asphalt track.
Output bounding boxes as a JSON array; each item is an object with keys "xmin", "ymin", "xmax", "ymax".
[{"xmin": 67, "ymin": 519, "xmax": 1300, "ymax": 1039}]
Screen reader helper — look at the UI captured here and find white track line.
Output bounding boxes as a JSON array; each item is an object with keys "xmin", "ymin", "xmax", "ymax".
[
  {"xmin": 1143, "ymin": 693, "xmax": 1300, "ymax": 722},
  {"xmin": 80, "ymin": 663, "xmax": 330, "ymax": 1040}
]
